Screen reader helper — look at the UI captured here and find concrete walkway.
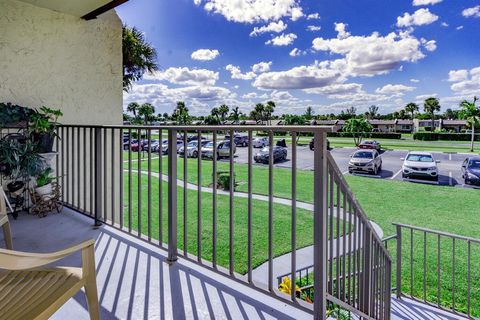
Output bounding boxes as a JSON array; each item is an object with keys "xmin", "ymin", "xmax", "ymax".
[{"xmin": 137, "ymin": 170, "xmax": 385, "ymax": 287}]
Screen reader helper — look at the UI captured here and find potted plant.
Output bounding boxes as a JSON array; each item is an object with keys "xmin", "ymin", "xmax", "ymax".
[
  {"xmin": 29, "ymin": 106, "xmax": 63, "ymax": 153},
  {"xmin": 0, "ymin": 137, "xmax": 43, "ymax": 194},
  {"xmin": 35, "ymin": 167, "xmax": 56, "ymax": 199},
  {"xmin": 0, "ymin": 102, "xmax": 34, "ymax": 128}
]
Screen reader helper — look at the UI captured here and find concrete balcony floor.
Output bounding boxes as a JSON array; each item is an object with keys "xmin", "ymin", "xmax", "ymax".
[{"xmin": 1, "ymin": 208, "xmax": 469, "ymax": 320}]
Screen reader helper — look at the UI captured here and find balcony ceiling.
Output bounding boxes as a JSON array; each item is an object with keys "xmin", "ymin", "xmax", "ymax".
[{"xmin": 17, "ymin": 0, "xmax": 128, "ymax": 19}]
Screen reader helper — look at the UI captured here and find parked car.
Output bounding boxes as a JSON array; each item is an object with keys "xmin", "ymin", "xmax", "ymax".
[
  {"xmin": 225, "ymin": 134, "xmax": 249, "ymax": 147},
  {"xmin": 254, "ymin": 146, "xmax": 287, "ymax": 164},
  {"xmin": 178, "ymin": 140, "xmax": 211, "ymax": 158},
  {"xmin": 252, "ymin": 137, "xmax": 269, "ymax": 148},
  {"xmin": 123, "ymin": 138, "xmax": 137, "ymax": 150},
  {"xmin": 401, "ymin": 152, "xmax": 439, "ymax": 181},
  {"xmin": 348, "ymin": 149, "xmax": 382, "ymax": 175},
  {"xmin": 161, "ymin": 140, "xmax": 184, "ymax": 154},
  {"xmin": 309, "ymin": 138, "xmax": 331, "ymax": 150},
  {"xmin": 201, "ymin": 140, "xmax": 236, "ymax": 159},
  {"xmin": 142, "ymin": 139, "xmax": 159, "ymax": 152},
  {"xmin": 150, "ymin": 139, "xmax": 167, "ymax": 153},
  {"xmin": 461, "ymin": 156, "xmax": 480, "ymax": 186},
  {"xmin": 358, "ymin": 140, "xmax": 381, "ymax": 151}
]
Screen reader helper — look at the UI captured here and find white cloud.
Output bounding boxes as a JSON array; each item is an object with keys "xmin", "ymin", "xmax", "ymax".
[
  {"xmin": 306, "ymin": 13, "xmax": 320, "ymax": 20},
  {"xmin": 448, "ymin": 66, "xmax": 480, "ymax": 95},
  {"xmin": 290, "ymin": 7, "xmax": 304, "ymax": 21},
  {"xmin": 413, "ymin": 0, "xmax": 442, "ymax": 6},
  {"xmin": 265, "ymin": 33, "xmax": 297, "ymax": 46},
  {"xmin": 421, "ymin": 38, "xmax": 437, "ymax": 51},
  {"xmin": 303, "ymin": 83, "xmax": 363, "ymax": 95},
  {"xmin": 242, "ymin": 92, "xmax": 258, "ymax": 99},
  {"xmin": 270, "ymin": 90, "xmax": 294, "ymax": 101},
  {"xmin": 191, "ymin": 49, "xmax": 220, "ymax": 61},
  {"xmin": 252, "ymin": 61, "xmax": 272, "ymax": 73},
  {"xmin": 456, "ymin": 25, "xmax": 464, "ymax": 30},
  {"xmin": 441, "ymin": 22, "xmax": 449, "ymax": 27},
  {"xmin": 195, "ymin": 0, "xmax": 303, "ymax": 24},
  {"xmin": 375, "ymin": 84, "xmax": 416, "ymax": 96},
  {"xmin": 253, "ymin": 60, "xmax": 345, "ymax": 90},
  {"xmin": 306, "ymin": 25, "xmax": 321, "ymax": 32},
  {"xmin": 416, "ymin": 94, "xmax": 437, "ymax": 101},
  {"xmin": 289, "ymin": 48, "xmax": 306, "ymax": 57},
  {"xmin": 462, "ymin": 6, "xmax": 480, "ymax": 18},
  {"xmin": 225, "ymin": 64, "xmax": 256, "ymax": 80},
  {"xmin": 334, "ymin": 22, "xmax": 350, "ymax": 39},
  {"xmin": 249, "ymin": 20, "xmax": 287, "ymax": 37},
  {"xmin": 397, "ymin": 8, "xmax": 439, "ymax": 27},
  {"xmin": 312, "ymin": 25, "xmax": 426, "ymax": 76},
  {"xmin": 410, "ymin": 78, "xmax": 420, "ymax": 83},
  {"xmin": 144, "ymin": 67, "xmax": 219, "ymax": 86}
]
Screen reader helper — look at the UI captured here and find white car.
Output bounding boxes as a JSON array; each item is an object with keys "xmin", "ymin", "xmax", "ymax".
[
  {"xmin": 161, "ymin": 140, "xmax": 183, "ymax": 155},
  {"xmin": 402, "ymin": 151, "xmax": 439, "ymax": 181},
  {"xmin": 178, "ymin": 140, "xmax": 211, "ymax": 158},
  {"xmin": 252, "ymin": 137, "xmax": 269, "ymax": 148},
  {"xmin": 348, "ymin": 149, "xmax": 382, "ymax": 175}
]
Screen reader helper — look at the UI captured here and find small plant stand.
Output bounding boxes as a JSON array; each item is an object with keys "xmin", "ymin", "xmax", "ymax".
[{"xmin": 29, "ymin": 183, "xmax": 62, "ymax": 217}]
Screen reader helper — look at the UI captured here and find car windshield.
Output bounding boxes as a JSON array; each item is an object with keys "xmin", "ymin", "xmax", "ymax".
[
  {"xmin": 261, "ymin": 147, "xmax": 269, "ymax": 152},
  {"xmin": 407, "ymin": 154, "xmax": 433, "ymax": 162},
  {"xmin": 188, "ymin": 141, "xmax": 198, "ymax": 147},
  {"xmin": 468, "ymin": 160, "xmax": 480, "ymax": 168},
  {"xmin": 363, "ymin": 141, "xmax": 374, "ymax": 144},
  {"xmin": 353, "ymin": 151, "xmax": 374, "ymax": 159},
  {"xmin": 204, "ymin": 142, "xmax": 214, "ymax": 148}
]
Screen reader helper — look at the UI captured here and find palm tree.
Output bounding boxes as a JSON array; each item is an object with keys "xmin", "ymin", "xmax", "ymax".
[
  {"xmin": 343, "ymin": 118, "xmax": 373, "ymax": 146},
  {"xmin": 423, "ymin": 97, "xmax": 441, "ymax": 131},
  {"xmin": 123, "ymin": 25, "xmax": 158, "ymax": 91},
  {"xmin": 138, "ymin": 103, "xmax": 155, "ymax": 125},
  {"xmin": 230, "ymin": 107, "xmax": 240, "ymax": 124},
  {"xmin": 218, "ymin": 104, "xmax": 230, "ymax": 123},
  {"xmin": 304, "ymin": 106, "xmax": 314, "ymax": 120},
  {"xmin": 404, "ymin": 102, "xmax": 419, "ymax": 120},
  {"xmin": 265, "ymin": 101, "xmax": 276, "ymax": 125},
  {"xmin": 365, "ymin": 105, "xmax": 379, "ymax": 120},
  {"xmin": 251, "ymin": 103, "xmax": 265, "ymax": 124},
  {"xmin": 172, "ymin": 101, "xmax": 191, "ymax": 125},
  {"xmin": 460, "ymin": 96, "xmax": 479, "ymax": 152},
  {"xmin": 127, "ymin": 102, "xmax": 140, "ymax": 118}
]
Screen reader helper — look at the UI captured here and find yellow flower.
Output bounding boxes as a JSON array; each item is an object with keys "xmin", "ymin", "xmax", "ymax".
[{"xmin": 278, "ymin": 277, "xmax": 301, "ymax": 295}]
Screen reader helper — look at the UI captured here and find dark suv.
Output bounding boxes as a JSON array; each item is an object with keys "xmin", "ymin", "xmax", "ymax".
[
  {"xmin": 225, "ymin": 134, "xmax": 249, "ymax": 147},
  {"xmin": 462, "ymin": 156, "xmax": 480, "ymax": 186}
]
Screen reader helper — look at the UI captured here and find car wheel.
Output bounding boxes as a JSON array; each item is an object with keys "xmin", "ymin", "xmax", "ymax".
[
  {"xmin": 192, "ymin": 151, "xmax": 198, "ymax": 158},
  {"xmin": 402, "ymin": 173, "xmax": 407, "ymax": 179}
]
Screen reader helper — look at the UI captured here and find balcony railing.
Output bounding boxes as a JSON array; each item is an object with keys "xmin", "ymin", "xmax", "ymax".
[
  {"xmin": 383, "ymin": 223, "xmax": 480, "ymax": 319},
  {"xmin": 54, "ymin": 124, "xmax": 392, "ymax": 319}
]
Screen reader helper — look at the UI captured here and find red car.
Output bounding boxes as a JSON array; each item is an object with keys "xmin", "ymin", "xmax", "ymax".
[{"xmin": 358, "ymin": 140, "xmax": 381, "ymax": 151}]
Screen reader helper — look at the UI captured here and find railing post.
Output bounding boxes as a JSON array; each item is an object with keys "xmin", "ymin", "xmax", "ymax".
[
  {"xmin": 313, "ymin": 130, "xmax": 328, "ymax": 320},
  {"xmin": 396, "ymin": 225, "xmax": 402, "ymax": 299},
  {"xmin": 362, "ymin": 226, "xmax": 372, "ymax": 314},
  {"xmin": 167, "ymin": 129, "xmax": 178, "ymax": 263},
  {"xmin": 94, "ymin": 127, "xmax": 103, "ymax": 227}
]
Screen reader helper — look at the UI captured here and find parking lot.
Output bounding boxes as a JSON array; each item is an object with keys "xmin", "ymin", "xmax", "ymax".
[{"xmin": 230, "ymin": 145, "xmax": 477, "ymax": 189}]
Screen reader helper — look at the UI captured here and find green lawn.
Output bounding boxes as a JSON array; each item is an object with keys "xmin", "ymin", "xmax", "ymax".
[{"xmin": 125, "ymin": 173, "xmax": 344, "ymax": 275}]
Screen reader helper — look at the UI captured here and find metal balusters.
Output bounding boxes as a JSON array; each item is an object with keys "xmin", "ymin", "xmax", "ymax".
[
  {"xmin": 467, "ymin": 240, "xmax": 471, "ymax": 317},
  {"xmin": 83, "ymin": 128, "xmax": 87, "ymax": 213},
  {"xmin": 111, "ymin": 128, "xmax": 116, "ymax": 225},
  {"xmin": 167, "ymin": 129, "xmax": 178, "ymax": 263},
  {"xmin": 128, "ymin": 128, "xmax": 132, "ymax": 232},
  {"xmin": 137, "ymin": 128, "xmax": 142, "ymax": 237},
  {"xmin": 212, "ymin": 130, "xmax": 218, "ymax": 268},
  {"xmin": 76, "ymin": 127, "xmax": 81, "ymax": 210},
  {"xmin": 198, "ymin": 130, "xmax": 202, "ymax": 262},
  {"xmin": 119, "ymin": 128, "xmax": 124, "ymax": 230},
  {"xmin": 410, "ymin": 229, "xmax": 414, "ymax": 297},
  {"xmin": 291, "ymin": 131, "xmax": 297, "ymax": 302},
  {"xmin": 147, "ymin": 129, "xmax": 152, "ymax": 240},
  {"xmin": 90, "ymin": 128, "xmax": 94, "ymax": 217},
  {"xmin": 437, "ymin": 234, "xmax": 441, "ymax": 307},
  {"xmin": 229, "ymin": 130, "xmax": 235, "ymax": 275},
  {"xmin": 247, "ymin": 130, "xmax": 253, "ymax": 282},
  {"xmin": 103, "ymin": 128, "xmax": 107, "ymax": 222},
  {"xmin": 336, "ymin": 177, "xmax": 341, "ymax": 299},
  {"xmin": 452, "ymin": 238, "xmax": 455, "ymax": 310},
  {"xmin": 158, "ymin": 129, "xmax": 163, "ymax": 246},
  {"xmin": 268, "ymin": 130, "xmax": 273, "ymax": 291},
  {"xmin": 183, "ymin": 131, "xmax": 188, "ymax": 255}
]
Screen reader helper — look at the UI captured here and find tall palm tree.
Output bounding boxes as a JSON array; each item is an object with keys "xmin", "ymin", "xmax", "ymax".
[
  {"xmin": 138, "ymin": 103, "xmax": 155, "ymax": 125},
  {"xmin": 404, "ymin": 102, "xmax": 419, "ymax": 120},
  {"xmin": 218, "ymin": 104, "xmax": 229, "ymax": 123},
  {"xmin": 423, "ymin": 97, "xmax": 441, "ymax": 131},
  {"xmin": 127, "ymin": 102, "xmax": 140, "ymax": 118},
  {"xmin": 265, "ymin": 101, "xmax": 276, "ymax": 125},
  {"xmin": 172, "ymin": 101, "xmax": 191, "ymax": 125},
  {"xmin": 123, "ymin": 25, "xmax": 158, "ymax": 91},
  {"xmin": 460, "ymin": 96, "xmax": 479, "ymax": 152},
  {"xmin": 343, "ymin": 118, "xmax": 373, "ymax": 146},
  {"xmin": 230, "ymin": 107, "xmax": 240, "ymax": 124},
  {"xmin": 251, "ymin": 103, "xmax": 265, "ymax": 124}
]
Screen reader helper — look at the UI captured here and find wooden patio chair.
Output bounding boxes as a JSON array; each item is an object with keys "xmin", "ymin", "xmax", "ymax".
[
  {"xmin": 0, "ymin": 239, "xmax": 100, "ymax": 320},
  {"xmin": 1, "ymin": 190, "xmax": 13, "ymax": 249}
]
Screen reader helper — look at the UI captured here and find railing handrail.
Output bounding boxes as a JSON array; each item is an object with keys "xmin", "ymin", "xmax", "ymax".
[
  {"xmin": 393, "ymin": 223, "xmax": 480, "ymax": 244},
  {"xmin": 327, "ymin": 152, "xmax": 392, "ymax": 261},
  {"xmin": 58, "ymin": 124, "xmax": 334, "ymax": 133}
]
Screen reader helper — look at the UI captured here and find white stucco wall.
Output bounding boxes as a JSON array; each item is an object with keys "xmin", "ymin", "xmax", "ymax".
[{"xmin": 0, "ymin": 0, "xmax": 123, "ymax": 125}]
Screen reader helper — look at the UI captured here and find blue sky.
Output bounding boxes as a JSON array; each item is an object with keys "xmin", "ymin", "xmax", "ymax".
[{"xmin": 118, "ymin": 0, "xmax": 480, "ymax": 116}]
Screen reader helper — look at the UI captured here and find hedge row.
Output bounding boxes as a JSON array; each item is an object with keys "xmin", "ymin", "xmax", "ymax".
[
  {"xmin": 327, "ymin": 132, "xmax": 402, "ymax": 139},
  {"xmin": 413, "ymin": 132, "xmax": 480, "ymax": 141}
]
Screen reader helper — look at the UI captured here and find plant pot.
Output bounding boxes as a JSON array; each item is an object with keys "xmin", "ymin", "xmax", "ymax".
[
  {"xmin": 35, "ymin": 183, "xmax": 53, "ymax": 198},
  {"xmin": 33, "ymin": 133, "xmax": 55, "ymax": 153},
  {"xmin": 7, "ymin": 181, "xmax": 25, "ymax": 194}
]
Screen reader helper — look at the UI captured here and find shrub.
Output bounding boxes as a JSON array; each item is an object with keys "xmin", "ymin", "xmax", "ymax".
[
  {"xmin": 217, "ymin": 172, "xmax": 235, "ymax": 191},
  {"xmin": 413, "ymin": 132, "xmax": 480, "ymax": 141},
  {"xmin": 327, "ymin": 132, "xmax": 401, "ymax": 139}
]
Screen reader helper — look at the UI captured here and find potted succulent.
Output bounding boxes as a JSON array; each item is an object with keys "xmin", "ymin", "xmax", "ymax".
[
  {"xmin": 35, "ymin": 167, "xmax": 56, "ymax": 199},
  {"xmin": 29, "ymin": 106, "xmax": 63, "ymax": 153}
]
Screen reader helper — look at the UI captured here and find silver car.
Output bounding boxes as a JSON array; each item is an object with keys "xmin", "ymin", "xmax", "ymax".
[
  {"xmin": 161, "ymin": 140, "xmax": 184, "ymax": 155},
  {"xmin": 178, "ymin": 140, "xmax": 211, "ymax": 158},
  {"xmin": 201, "ymin": 140, "xmax": 237, "ymax": 159},
  {"xmin": 348, "ymin": 149, "xmax": 382, "ymax": 175}
]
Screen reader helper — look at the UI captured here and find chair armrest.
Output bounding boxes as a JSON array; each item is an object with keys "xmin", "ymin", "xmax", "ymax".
[{"xmin": 0, "ymin": 239, "xmax": 95, "ymax": 270}]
